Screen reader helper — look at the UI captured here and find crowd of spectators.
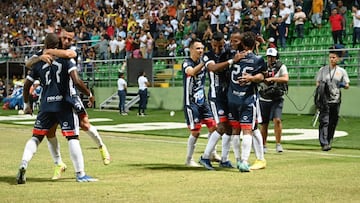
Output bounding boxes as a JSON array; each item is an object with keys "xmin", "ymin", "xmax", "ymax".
[{"xmin": 0, "ymin": 0, "xmax": 358, "ymax": 61}]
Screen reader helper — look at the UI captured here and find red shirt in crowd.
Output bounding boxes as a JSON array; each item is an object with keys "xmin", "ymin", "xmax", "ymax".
[{"xmin": 329, "ymin": 14, "xmax": 343, "ymax": 31}]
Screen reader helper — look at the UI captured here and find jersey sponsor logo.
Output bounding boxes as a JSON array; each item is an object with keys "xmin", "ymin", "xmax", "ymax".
[
  {"xmin": 46, "ymin": 95, "xmax": 63, "ymax": 103},
  {"xmin": 232, "ymin": 90, "xmax": 246, "ymax": 97}
]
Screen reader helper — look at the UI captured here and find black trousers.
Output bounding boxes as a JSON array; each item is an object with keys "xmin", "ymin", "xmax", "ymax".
[{"xmin": 318, "ymin": 103, "xmax": 340, "ymax": 146}]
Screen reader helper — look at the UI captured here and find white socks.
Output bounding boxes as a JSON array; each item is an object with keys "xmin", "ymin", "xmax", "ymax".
[
  {"xmin": 21, "ymin": 137, "xmax": 41, "ymax": 168},
  {"xmin": 68, "ymin": 139, "xmax": 85, "ymax": 177},
  {"xmin": 85, "ymin": 125, "xmax": 104, "ymax": 147},
  {"xmin": 186, "ymin": 134, "xmax": 197, "ymax": 162},
  {"xmin": 241, "ymin": 134, "xmax": 252, "ymax": 164},
  {"xmin": 47, "ymin": 136, "xmax": 62, "ymax": 165},
  {"xmin": 252, "ymin": 129, "xmax": 264, "ymax": 160},
  {"xmin": 203, "ymin": 131, "xmax": 221, "ymax": 159},
  {"xmin": 221, "ymin": 134, "xmax": 231, "ymax": 162},
  {"xmin": 232, "ymin": 134, "xmax": 241, "ymax": 162}
]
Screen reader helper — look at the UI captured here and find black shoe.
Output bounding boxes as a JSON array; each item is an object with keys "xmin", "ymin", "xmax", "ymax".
[{"xmin": 322, "ymin": 145, "xmax": 331, "ymax": 151}]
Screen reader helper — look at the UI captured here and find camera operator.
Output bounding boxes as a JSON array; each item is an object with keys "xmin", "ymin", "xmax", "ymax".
[{"xmin": 259, "ymin": 48, "xmax": 289, "ymax": 153}]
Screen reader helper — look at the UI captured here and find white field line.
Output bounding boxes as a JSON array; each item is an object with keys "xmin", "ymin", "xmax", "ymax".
[{"xmin": 104, "ymin": 134, "xmax": 360, "ymax": 159}]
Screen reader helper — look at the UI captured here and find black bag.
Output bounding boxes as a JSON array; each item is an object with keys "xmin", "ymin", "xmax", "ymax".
[{"xmin": 314, "ymin": 81, "xmax": 330, "ymax": 109}]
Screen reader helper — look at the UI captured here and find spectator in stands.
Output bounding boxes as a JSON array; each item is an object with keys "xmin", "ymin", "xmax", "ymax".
[
  {"xmin": 352, "ymin": 5, "xmax": 360, "ymax": 48},
  {"xmin": 96, "ymin": 34, "xmax": 110, "ymax": 62},
  {"xmin": 139, "ymin": 29, "xmax": 148, "ymax": 58},
  {"xmin": 293, "ymin": 6, "xmax": 307, "ymax": 38},
  {"xmin": 311, "ymin": 0, "xmax": 324, "ymax": 29},
  {"xmin": 267, "ymin": 15, "xmax": 279, "ymax": 46},
  {"xmin": 329, "ymin": 8, "xmax": 344, "ymax": 45},
  {"xmin": 155, "ymin": 32, "xmax": 168, "ymax": 57},
  {"xmin": 337, "ymin": 1, "xmax": 347, "ymax": 38},
  {"xmin": 118, "ymin": 36, "xmax": 126, "ymax": 60},
  {"xmin": 109, "ymin": 35, "xmax": 120, "ymax": 64},
  {"xmin": 277, "ymin": 16, "xmax": 288, "ymax": 48},
  {"xmin": 125, "ymin": 33, "xmax": 134, "ymax": 59},
  {"xmin": 146, "ymin": 32, "xmax": 154, "ymax": 59},
  {"xmin": 315, "ymin": 47, "xmax": 350, "ymax": 151}
]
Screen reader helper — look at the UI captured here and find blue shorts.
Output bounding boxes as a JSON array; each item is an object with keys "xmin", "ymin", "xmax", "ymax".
[
  {"xmin": 66, "ymin": 95, "xmax": 88, "ymax": 118},
  {"xmin": 33, "ymin": 109, "xmax": 80, "ymax": 137},
  {"xmin": 260, "ymin": 98, "xmax": 284, "ymax": 123},
  {"xmin": 184, "ymin": 102, "xmax": 216, "ymax": 131},
  {"xmin": 209, "ymin": 97, "xmax": 228, "ymax": 124},
  {"xmin": 228, "ymin": 95, "xmax": 256, "ymax": 130}
]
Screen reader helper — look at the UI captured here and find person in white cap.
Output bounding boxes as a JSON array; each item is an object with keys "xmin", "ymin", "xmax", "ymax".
[
  {"xmin": 293, "ymin": 5, "xmax": 307, "ymax": 38},
  {"xmin": 259, "ymin": 48, "xmax": 289, "ymax": 153}
]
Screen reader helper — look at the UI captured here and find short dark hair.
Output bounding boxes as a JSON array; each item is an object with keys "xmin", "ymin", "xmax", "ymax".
[
  {"xmin": 189, "ymin": 38, "xmax": 203, "ymax": 48},
  {"xmin": 329, "ymin": 46, "xmax": 342, "ymax": 57},
  {"xmin": 44, "ymin": 33, "xmax": 59, "ymax": 49},
  {"xmin": 63, "ymin": 26, "xmax": 74, "ymax": 33},
  {"xmin": 212, "ymin": 32, "xmax": 224, "ymax": 41},
  {"xmin": 241, "ymin": 31, "xmax": 256, "ymax": 49}
]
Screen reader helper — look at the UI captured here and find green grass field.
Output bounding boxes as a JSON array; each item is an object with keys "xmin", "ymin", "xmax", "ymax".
[{"xmin": 1, "ymin": 109, "xmax": 360, "ymax": 202}]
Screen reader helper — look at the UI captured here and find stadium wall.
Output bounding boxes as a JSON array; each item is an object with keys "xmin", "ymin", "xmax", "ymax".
[{"xmin": 93, "ymin": 86, "xmax": 360, "ymax": 117}]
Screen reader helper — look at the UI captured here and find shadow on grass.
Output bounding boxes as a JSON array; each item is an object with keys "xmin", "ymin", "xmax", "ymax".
[
  {"xmin": 127, "ymin": 163, "xmax": 237, "ymax": 172},
  {"xmin": 0, "ymin": 176, "xmax": 74, "ymax": 185}
]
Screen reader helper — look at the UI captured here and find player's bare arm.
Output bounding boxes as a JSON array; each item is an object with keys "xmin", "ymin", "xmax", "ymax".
[
  {"xmin": 25, "ymin": 54, "xmax": 53, "ymax": 68},
  {"xmin": 43, "ymin": 49, "xmax": 76, "ymax": 59},
  {"xmin": 22, "ymin": 79, "xmax": 33, "ymax": 114},
  {"xmin": 185, "ymin": 61, "xmax": 205, "ymax": 76},
  {"xmin": 238, "ymin": 72, "xmax": 265, "ymax": 86},
  {"xmin": 264, "ymin": 73, "xmax": 289, "ymax": 83},
  {"xmin": 69, "ymin": 70, "xmax": 95, "ymax": 107}
]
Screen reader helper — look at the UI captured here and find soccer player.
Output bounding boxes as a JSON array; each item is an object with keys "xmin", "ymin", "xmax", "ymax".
[
  {"xmin": 183, "ymin": 39, "xmax": 220, "ymax": 170},
  {"xmin": 227, "ymin": 31, "xmax": 266, "ymax": 172},
  {"xmin": 227, "ymin": 30, "xmax": 267, "ymax": 170},
  {"xmin": 25, "ymin": 27, "xmax": 111, "ymax": 179},
  {"xmin": 202, "ymin": 32, "xmax": 243, "ymax": 168},
  {"xmin": 17, "ymin": 33, "xmax": 97, "ymax": 184}
]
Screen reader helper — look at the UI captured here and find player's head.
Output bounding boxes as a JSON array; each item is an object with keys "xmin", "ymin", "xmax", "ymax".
[
  {"xmin": 60, "ymin": 26, "xmax": 75, "ymax": 49},
  {"xmin": 241, "ymin": 31, "xmax": 256, "ymax": 51},
  {"xmin": 44, "ymin": 33, "xmax": 59, "ymax": 49},
  {"xmin": 211, "ymin": 32, "xmax": 225, "ymax": 55},
  {"xmin": 189, "ymin": 38, "xmax": 204, "ymax": 61},
  {"xmin": 119, "ymin": 72, "xmax": 124, "ymax": 78},
  {"xmin": 230, "ymin": 29, "xmax": 243, "ymax": 51}
]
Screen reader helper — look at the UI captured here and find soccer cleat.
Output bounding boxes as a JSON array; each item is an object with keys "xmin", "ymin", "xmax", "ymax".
[
  {"xmin": 276, "ymin": 144, "xmax": 283, "ymax": 153},
  {"xmin": 250, "ymin": 159, "xmax": 267, "ymax": 170},
  {"xmin": 238, "ymin": 161, "xmax": 251, "ymax": 172},
  {"xmin": 219, "ymin": 160, "xmax": 234, "ymax": 168},
  {"xmin": 16, "ymin": 167, "xmax": 26, "ymax": 184},
  {"xmin": 210, "ymin": 152, "xmax": 221, "ymax": 162},
  {"xmin": 76, "ymin": 175, "xmax": 98, "ymax": 182},
  {"xmin": 198, "ymin": 156, "xmax": 215, "ymax": 170},
  {"xmin": 185, "ymin": 159, "xmax": 201, "ymax": 167},
  {"xmin": 52, "ymin": 162, "xmax": 67, "ymax": 180},
  {"xmin": 99, "ymin": 145, "xmax": 111, "ymax": 165}
]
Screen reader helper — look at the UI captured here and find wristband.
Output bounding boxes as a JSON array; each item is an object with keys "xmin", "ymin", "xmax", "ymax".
[
  {"xmin": 228, "ymin": 59, "xmax": 234, "ymax": 66},
  {"xmin": 89, "ymin": 92, "xmax": 93, "ymax": 97}
]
